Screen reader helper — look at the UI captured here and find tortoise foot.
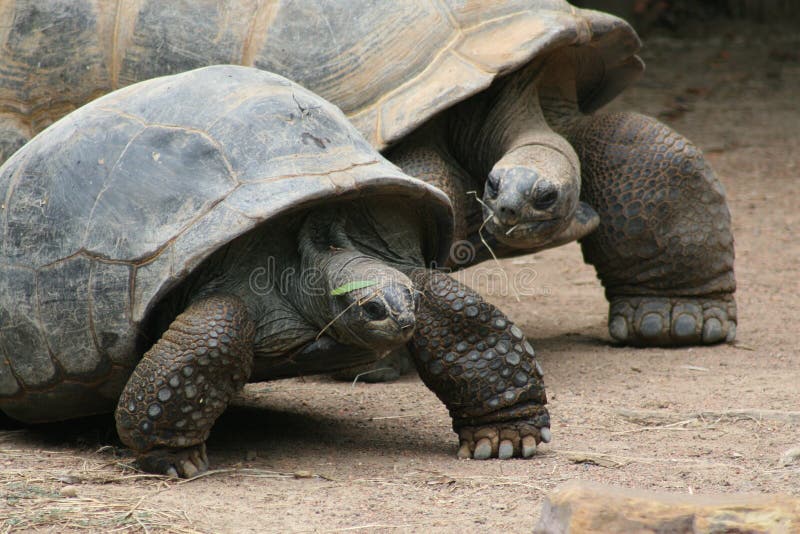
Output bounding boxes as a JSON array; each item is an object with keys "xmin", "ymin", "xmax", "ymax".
[
  {"xmin": 608, "ymin": 295, "xmax": 737, "ymax": 347},
  {"xmin": 137, "ymin": 443, "xmax": 209, "ymax": 478},
  {"xmin": 330, "ymin": 348, "xmax": 414, "ymax": 383},
  {"xmin": 457, "ymin": 421, "xmax": 550, "ymax": 460}
]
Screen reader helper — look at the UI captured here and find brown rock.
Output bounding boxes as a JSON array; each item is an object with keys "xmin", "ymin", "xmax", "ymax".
[{"xmin": 535, "ymin": 480, "xmax": 800, "ymax": 534}]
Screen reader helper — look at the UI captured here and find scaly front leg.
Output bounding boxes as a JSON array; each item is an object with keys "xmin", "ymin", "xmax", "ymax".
[
  {"xmin": 409, "ymin": 270, "xmax": 550, "ymax": 459},
  {"xmin": 115, "ymin": 295, "xmax": 255, "ymax": 477},
  {"xmin": 570, "ymin": 111, "xmax": 737, "ymax": 346}
]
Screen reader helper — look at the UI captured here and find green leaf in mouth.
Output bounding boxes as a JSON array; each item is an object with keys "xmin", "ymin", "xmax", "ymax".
[{"xmin": 330, "ymin": 280, "xmax": 378, "ymax": 296}]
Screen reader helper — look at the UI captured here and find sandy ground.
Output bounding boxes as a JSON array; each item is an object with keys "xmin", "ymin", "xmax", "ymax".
[{"xmin": 1, "ymin": 20, "xmax": 798, "ymax": 534}]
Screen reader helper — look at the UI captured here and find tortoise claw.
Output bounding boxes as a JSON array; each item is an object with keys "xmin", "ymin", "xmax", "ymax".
[
  {"xmin": 608, "ymin": 296, "xmax": 737, "ymax": 346},
  {"xmin": 521, "ymin": 435, "xmax": 537, "ymax": 458},
  {"xmin": 498, "ymin": 440, "xmax": 514, "ymax": 460},
  {"xmin": 473, "ymin": 438, "xmax": 493, "ymax": 460},
  {"xmin": 136, "ymin": 443, "xmax": 209, "ymax": 478},
  {"xmin": 457, "ymin": 441, "xmax": 472, "ymax": 459},
  {"xmin": 540, "ymin": 426, "xmax": 552, "ymax": 443},
  {"xmin": 457, "ymin": 424, "xmax": 548, "ymax": 460}
]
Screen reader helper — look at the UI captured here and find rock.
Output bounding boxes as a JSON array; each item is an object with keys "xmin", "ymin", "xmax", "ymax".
[{"xmin": 534, "ymin": 480, "xmax": 800, "ymax": 533}]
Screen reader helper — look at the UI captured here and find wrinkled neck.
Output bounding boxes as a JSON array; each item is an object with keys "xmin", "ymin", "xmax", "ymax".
[
  {"xmin": 296, "ymin": 211, "xmax": 356, "ymax": 325},
  {"xmin": 296, "ymin": 208, "xmax": 412, "ymax": 332},
  {"xmin": 447, "ymin": 62, "xmax": 567, "ymax": 178},
  {"xmin": 537, "ymin": 49, "xmax": 585, "ymax": 135}
]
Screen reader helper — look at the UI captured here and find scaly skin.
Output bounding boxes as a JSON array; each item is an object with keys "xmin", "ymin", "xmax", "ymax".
[
  {"xmin": 409, "ymin": 270, "xmax": 550, "ymax": 459},
  {"xmin": 115, "ymin": 295, "xmax": 255, "ymax": 477},
  {"xmin": 569, "ymin": 112, "xmax": 736, "ymax": 345},
  {"xmin": 385, "ymin": 129, "xmax": 477, "ymax": 244},
  {"xmin": 116, "ymin": 276, "xmax": 550, "ymax": 473},
  {"xmin": 331, "ymin": 109, "xmax": 737, "ymax": 392}
]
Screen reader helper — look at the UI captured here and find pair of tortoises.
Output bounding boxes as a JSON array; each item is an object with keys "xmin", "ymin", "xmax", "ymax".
[{"xmin": 0, "ymin": 0, "xmax": 736, "ymax": 476}]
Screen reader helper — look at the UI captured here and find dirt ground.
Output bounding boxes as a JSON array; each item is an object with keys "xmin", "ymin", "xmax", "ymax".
[{"xmin": 1, "ymin": 20, "xmax": 799, "ymax": 534}]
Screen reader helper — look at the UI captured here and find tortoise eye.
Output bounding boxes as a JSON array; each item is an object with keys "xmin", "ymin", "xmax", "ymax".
[
  {"xmin": 532, "ymin": 180, "xmax": 559, "ymax": 210},
  {"xmin": 362, "ymin": 300, "xmax": 387, "ymax": 321},
  {"xmin": 485, "ymin": 173, "xmax": 500, "ymax": 199}
]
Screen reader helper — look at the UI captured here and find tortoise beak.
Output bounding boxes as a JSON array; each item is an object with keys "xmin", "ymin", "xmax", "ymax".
[{"xmin": 397, "ymin": 312, "xmax": 415, "ymax": 331}]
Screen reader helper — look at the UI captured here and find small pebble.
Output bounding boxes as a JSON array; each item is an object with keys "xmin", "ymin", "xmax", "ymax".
[
  {"xmin": 60, "ymin": 486, "xmax": 78, "ymax": 498},
  {"xmin": 293, "ymin": 470, "xmax": 313, "ymax": 479}
]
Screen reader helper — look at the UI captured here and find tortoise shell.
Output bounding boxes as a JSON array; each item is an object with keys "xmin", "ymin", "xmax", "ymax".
[
  {"xmin": 0, "ymin": 0, "xmax": 642, "ymax": 159},
  {"xmin": 0, "ymin": 66, "xmax": 452, "ymax": 422}
]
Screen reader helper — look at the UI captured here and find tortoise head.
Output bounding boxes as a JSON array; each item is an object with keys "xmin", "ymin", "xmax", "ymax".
[
  {"xmin": 443, "ymin": 60, "xmax": 582, "ymax": 251},
  {"xmin": 481, "ymin": 142, "xmax": 580, "ymax": 249},
  {"xmin": 328, "ymin": 270, "xmax": 418, "ymax": 350},
  {"xmin": 298, "ymin": 195, "xmax": 448, "ymax": 353}
]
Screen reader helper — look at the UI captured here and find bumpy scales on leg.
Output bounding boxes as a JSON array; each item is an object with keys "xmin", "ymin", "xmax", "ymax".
[
  {"xmin": 569, "ymin": 112, "xmax": 736, "ymax": 346},
  {"xmin": 116, "ymin": 295, "xmax": 255, "ymax": 477},
  {"xmin": 409, "ymin": 271, "xmax": 550, "ymax": 459}
]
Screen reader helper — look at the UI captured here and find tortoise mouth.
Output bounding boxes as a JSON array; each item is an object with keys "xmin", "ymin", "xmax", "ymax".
[
  {"xmin": 333, "ymin": 317, "xmax": 416, "ymax": 351},
  {"xmin": 364, "ymin": 322, "xmax": 415, "ymax": 342},
  {"xmin": 483, "ymin": 216, "xmax": 568, "ymax": 249}
]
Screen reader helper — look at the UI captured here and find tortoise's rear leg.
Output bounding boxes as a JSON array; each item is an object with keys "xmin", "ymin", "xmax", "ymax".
[
  {"xmin": 115, "ymin": 295, "xmax": 254, "ymax": 477},
  {"xmin": 569, "ymin": 112, "xmax": 736, "ymax": 346},
  {"xmin": 0, "ymin": 115, "xmax": 31, "ymax": 163}
]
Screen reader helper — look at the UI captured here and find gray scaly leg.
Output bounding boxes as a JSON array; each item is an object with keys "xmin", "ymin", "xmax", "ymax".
[
  {"xmin": 410, "ymin": 270, "xmax": 550, "ymax": 459},
  {"xmin": 570, "ymin": 112, "xmax": 736, "ymax": 346},
  {"xmin": 115, "ymin": 295, "xmax": 254, "ymax": 477}
]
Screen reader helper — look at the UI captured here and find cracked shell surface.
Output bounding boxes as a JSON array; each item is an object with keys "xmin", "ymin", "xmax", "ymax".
[
  {"xmin": 0, "ymin": 66, "xmax": 451, "ymax": 423},
  {"xmin": 0, "ymin": 0, "xmax": 642, "ymax": 158}
]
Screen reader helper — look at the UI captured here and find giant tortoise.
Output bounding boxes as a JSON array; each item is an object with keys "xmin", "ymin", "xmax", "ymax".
[
  {"xmin": 0, "ymin": 66, "xmax": 550, "ymax": 476},
  {"xmin": 0, "ymin": 0, "xmax": 735, "ymax": 348}
]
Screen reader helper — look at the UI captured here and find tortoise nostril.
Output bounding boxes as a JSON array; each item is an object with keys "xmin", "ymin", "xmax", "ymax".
[
  {"xmin": 499, "ymin": 206, "xmax": 516, "ymax": 216},
  {"xmin": 497, "ymin": 205, "xmax": 518, "ymax": 225},
  {"xmin": 533, "ymin": 180, "xmax": 558, "ymax": 210},
  {"xmin": 397, "ymin": 313, "xmax": 415, "ymax": 330}
]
